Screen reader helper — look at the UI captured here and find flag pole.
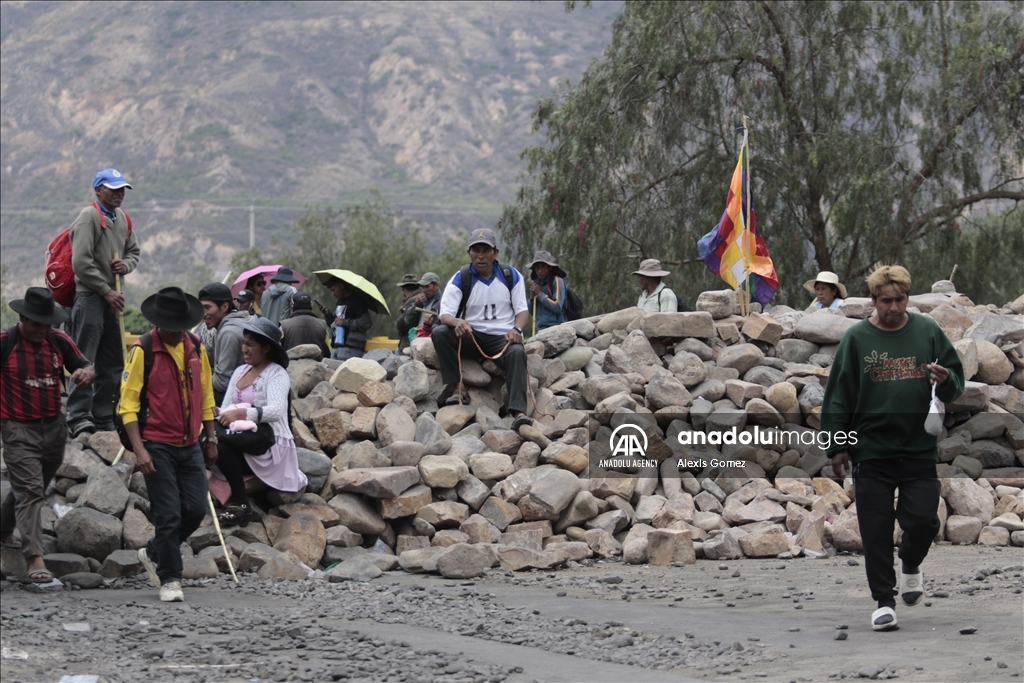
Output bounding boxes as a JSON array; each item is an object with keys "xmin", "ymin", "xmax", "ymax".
[{"xmin": 741, "ymin": 116, "xmax": 752, "ymax": 316}]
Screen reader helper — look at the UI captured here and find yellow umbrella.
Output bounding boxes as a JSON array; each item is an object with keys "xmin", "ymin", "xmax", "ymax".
[{"xmin": 313, "ymin": 269, "xmax": 391, "ymax": 315}]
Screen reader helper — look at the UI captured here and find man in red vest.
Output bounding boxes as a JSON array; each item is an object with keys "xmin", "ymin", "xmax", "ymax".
[{"xmin": 118, "ymin": 287, "xmax": 217, "ymax": 603}]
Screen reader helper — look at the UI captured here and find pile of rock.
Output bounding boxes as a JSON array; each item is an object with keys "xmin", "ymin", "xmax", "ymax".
[{"xmin": 3, "ymin": 283, "xmax": 1021, "ymax": 585}]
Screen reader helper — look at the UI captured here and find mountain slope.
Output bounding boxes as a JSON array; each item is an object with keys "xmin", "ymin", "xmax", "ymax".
[{"xmin": 0, "ymin": 0, "xmax": 619, "ymax": 292}]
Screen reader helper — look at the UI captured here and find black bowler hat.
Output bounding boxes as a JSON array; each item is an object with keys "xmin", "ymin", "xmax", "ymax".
[
  {"xmin": 140, "ymin": 287, "xmax": 204, "ymax": 331},
  {"xmin": 10, "ymin": 287, "xmax": 68, "ymax": 326}
]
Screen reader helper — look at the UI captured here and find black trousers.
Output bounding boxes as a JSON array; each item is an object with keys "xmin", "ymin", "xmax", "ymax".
[
  {"xmin": 854, "ymin": 458, "xmax": 940, "ymax": 606},
  {"xmin": 216, "ymin": 441, "xmax": 254, "ymax": 506},
  {"xmin": 431, "ymin": 325, "xmax": 528, "ymax": 415}
]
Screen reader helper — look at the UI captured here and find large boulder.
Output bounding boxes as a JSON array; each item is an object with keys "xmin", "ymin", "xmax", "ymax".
[
  {"xmin": 76, "ymin": 466, "xmax": 129, "ymax": 517},
  {"xmin": 272, "ymin": 513, "xmax": 327, "ymax": 568},
  {"xmin": 974, "ymin": 340, "xmax": 1013, "ymax": 385},
  {"xmin": 288, "ymin": 359, "xmax": 332, "ymax": 397},
  {"xmin": 331, "ymin": 467, "xmax": 421, "ymax": 499},
  {"xmin": 793, "ymin": 312, "xmax": 858, "ymax": 344},
  {"xmin": 55, "ymin": 508, "xmax": 122, "ymax": 561}
]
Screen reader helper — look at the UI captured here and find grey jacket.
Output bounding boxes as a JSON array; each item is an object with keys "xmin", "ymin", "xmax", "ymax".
[
  {"xmin": 212, "ymin": 310, "xmax": 251, "ymax": 396},
  {"xmin": 261, "ymin": 283, "xmax": 296, "ymax": 325}
]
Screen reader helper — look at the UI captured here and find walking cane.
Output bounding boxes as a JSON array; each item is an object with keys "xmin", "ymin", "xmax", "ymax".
[
  {"xmin": 112, "ymin": 251, "xmax": 128, "ymax": 467},
  {"xmin": 531, "ymin": 296, "xmax": 537, "ymax": 337},
  {"xmin": 208, "ymin": 493, "xmax": 239, "ymax": 583}
]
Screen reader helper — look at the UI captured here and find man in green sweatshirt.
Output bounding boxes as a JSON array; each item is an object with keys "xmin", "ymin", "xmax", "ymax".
[
  {"xmin": 821, "ymin": 265, "xmax": 964, "ymax": 633},
  {"xmin": 66, "ymin": 169, "xmax": 141, "ymax": 437}
]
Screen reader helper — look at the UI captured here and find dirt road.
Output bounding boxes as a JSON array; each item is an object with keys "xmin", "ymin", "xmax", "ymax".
[{"xmin": 0, "ymin": 545, "xmax": 1021, "ymax": 682}]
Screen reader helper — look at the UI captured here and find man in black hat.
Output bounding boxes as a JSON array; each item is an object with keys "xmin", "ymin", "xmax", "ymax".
[
  {"xmin": 395, "ymin": 274, "xmax": 422, "ymax": 354},
  {"xmin": 280, "ymin": 291, "xmax": 330, "ymax": 360},
  {"xmin": 119, "ymin": 287, "xmax": 217, "ymax": 603},
  {"xmin": 1, "ymin": 288, "xmax": 95, "ymax": 582},
  {"xmin": 260, "ymin": 266, "xmax": 300, "ymax": 326},
  {"xmin": 198, "ymin": 282, "xmax": 251, "ymax": 406}
]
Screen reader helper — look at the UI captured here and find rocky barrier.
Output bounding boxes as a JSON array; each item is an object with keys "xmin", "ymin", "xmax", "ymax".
[{"xmin": 2, "ymin": 282, "xmax": 1021, "ymax": 586}]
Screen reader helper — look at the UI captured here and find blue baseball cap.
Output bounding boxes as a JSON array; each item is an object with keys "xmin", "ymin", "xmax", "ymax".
[{"xmin": 93, "ymin": 168, "xmax": 133, "ymax": 190}]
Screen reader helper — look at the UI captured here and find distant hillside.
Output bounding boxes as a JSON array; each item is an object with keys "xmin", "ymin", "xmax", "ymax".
[{"xmin": 0, "ymin": 0, "xmax": 620, "ymax": 297}]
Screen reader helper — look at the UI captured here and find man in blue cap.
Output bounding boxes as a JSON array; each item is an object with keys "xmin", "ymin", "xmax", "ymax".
[{"xmin": 66, "ymin": 168, "xmax": 142, "ymax": 438}]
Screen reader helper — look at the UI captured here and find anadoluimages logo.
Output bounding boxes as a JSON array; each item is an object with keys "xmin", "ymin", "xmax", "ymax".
[{"xmin": 609, "ymin": 423, "xmax": 648, "ymax": 458}]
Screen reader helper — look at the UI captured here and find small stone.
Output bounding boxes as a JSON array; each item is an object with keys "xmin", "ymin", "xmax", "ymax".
[
  {"xmin": 959, "ymin": 627, "xmax": 977, "ymax": 634},
  {"xmin": 834, "ymin": 631, "xmax": 847, "ymax": 641}
]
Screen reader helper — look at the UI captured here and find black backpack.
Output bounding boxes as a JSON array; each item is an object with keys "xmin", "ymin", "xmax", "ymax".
[
  {"xmin": 113, "ymin": 330, "xmax": 201, "ymax": 451},
  {"xmin": 564, "ymin": 282, "xmax": 584, "ymax": 321},
  {"xmin": 658, "ymin": 289, "xmax": 692, "ymax": 312},
  {"xmin": 455, "ymin": 263, "xmax": 514, "ymax": 319}
]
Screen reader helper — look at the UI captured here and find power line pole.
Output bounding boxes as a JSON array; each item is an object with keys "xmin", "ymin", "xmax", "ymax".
[{"xmin": 249, "ymin": 205, "xmax": 255, "ymax": 249}]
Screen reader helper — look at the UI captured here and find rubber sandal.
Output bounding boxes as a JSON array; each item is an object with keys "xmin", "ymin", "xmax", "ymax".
[
  {"xmin": 511, "ymin": 415, "xmax": 534, "ymax": 432},
  {"xmin": 1, "ymin": 533, "xmax": 21, "ymax": 550},
  {"xmin": 444, "ymin": 392, "xmax": 471, "ymax": 406},
  {"xmin": 218, "ymin": 504, "xmax": 251, "ymax": 528},
  {"xmin": 26, "ymin": 567, "xmax": 55, "ymax": 583},
  {"xmin": 871, "ymin": 606, "xmax": 898, "ymax": 631},
  {"xmin": 900, "ymin": 570, "xmax": 924, "ymax": 606}
]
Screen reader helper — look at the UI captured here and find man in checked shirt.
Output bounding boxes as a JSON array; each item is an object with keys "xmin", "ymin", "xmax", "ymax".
[{"xmin": 1, "ymin": 287, "xmax": 95, "ymax": 583}]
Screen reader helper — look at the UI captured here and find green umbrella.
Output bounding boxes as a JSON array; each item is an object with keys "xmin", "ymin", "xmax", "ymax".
[{"xmin": 313, "ymin": 269, "xmax": 391, "ymax": 315}]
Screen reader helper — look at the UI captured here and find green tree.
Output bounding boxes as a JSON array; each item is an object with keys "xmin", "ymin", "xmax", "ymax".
[
  {"xmin": 0, "ymin": 263, "xmax": 17, "ymax": 329},
  {"xmin": 502, "ymin": 1, "xmax": 1024, "ymax": 311},
  {"xmin": 122, "ymin": 305, "xmax": 151, "ymax": 334},
  {"xmin": 276, "ymin": 193, "xmax": 428, "ymax": 338}
]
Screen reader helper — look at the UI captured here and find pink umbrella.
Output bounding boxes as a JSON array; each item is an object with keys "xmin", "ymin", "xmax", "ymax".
[{"xmin": 230, "ymin": 265, "xmax": 306, "ymax": 299}]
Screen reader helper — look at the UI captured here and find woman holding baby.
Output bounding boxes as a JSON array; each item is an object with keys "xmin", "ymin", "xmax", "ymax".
[{"xmin": 214, "ymin": 317, "xmax": 307, "ymax": 526}]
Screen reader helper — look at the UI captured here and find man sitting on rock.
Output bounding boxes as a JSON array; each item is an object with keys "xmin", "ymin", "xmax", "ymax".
[
  {"xmin": 822, "ymin": 264, "xmax": 964, "ymax": 632},
  {"xmin": 1, "ymin": 288, "xmax": 95, "ymax": 583},
  {"xmin": 431, "ymin": 228, "xmax": 533, "ymax": 431}
]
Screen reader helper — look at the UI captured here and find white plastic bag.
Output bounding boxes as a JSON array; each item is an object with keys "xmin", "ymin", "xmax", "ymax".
[{"xmin": 924, "ymin": 380, "xmax": 943, "ymax": 436}]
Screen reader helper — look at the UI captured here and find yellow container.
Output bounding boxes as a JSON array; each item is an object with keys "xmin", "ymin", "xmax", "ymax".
[{"xmin": 364, "ymin": 336, "xmax": 399, "ymax": 352}]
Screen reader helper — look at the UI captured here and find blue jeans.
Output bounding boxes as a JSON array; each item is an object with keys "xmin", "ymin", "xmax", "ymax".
[
  {"xmin": 142, "ymin": 442, "xmax": 208, "ymax": 584},
  {"xmin": 66, "ymin": 290, "xmax": 124, "ymax": 428},
  {"xmin": 330, "ymin": 346, "xmax": 364, "ymax": 361}
]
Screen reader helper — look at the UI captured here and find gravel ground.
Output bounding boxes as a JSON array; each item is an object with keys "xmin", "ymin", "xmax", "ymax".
[{"xmin": 0, "ymin": 545, "xmax": 1021, "ymax": 683}]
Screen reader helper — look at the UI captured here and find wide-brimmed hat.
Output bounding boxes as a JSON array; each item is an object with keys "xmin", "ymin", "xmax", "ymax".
[
  {"xmin": 10, "ymin": 287, "xmax": 68, "ymax": 326},
  {"xmin": 526, "ymin": 250, "xmax": 567, "ymax": 279},
  {"xmin": 803, "ymin": 271, "xmax": 847, "ymax": 299},
  {"xmin": 467, "ymin": 228, "xmax": 497, "ymax": 249},
  {"xmin": 239, "ymin": 317, "xmax": 289, "ymax": 368},
  {"xmin": 270, "ymin": 266, "xmax": 301, "ymax": 284},
  {"xmin": 418, "ymin": 272, "xmax": 440, "ymax": 286},
  {"xmin": 632, "ymin": 258, "xmax": 670, "ymax": 277},
  {"xmin": 396, "ymin": 274, "xmax": 421, "ymax": 288},
  {"xmin": 140, "ymin": 287, "xmax": 204, "ymax": 331},
  {"xmin": 93, "ymin": 168, "xmax": 132, "ymax": 190}
]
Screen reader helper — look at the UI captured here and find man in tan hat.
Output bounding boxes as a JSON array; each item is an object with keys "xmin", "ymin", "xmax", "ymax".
[
  {"xmin": 1, "ymin": 287, "xmax": 95, "ymax": 582},
  {"xmin": 527, "ymin": 250, "xmax": 568, "ymax": 330},
  {"xmin": 633, "ymin": 258, "xmax": 679, "ymax": 312},
  {"xmin": 804, "ymin": 271, "xmax": 847, "ymax": 310}
]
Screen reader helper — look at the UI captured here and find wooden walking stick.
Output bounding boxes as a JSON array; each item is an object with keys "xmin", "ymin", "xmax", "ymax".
[
  {"xmin": 531, "ymin": 296, "xmax": 537, "ymax": 337},
  {"xmin": 112, "ymin": 251, "xmax": 128, "ymax": 467},
  {"xmin": 208, "ymin": 493, "xmax": 239, "ymax": 583}
]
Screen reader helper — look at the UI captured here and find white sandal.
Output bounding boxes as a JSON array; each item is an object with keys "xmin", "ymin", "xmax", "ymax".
[
  {"xmin": 900, "ymin": 570, "xmax": 924, "ymax": 606},
  {"xmin": 872, "ymin": 606, "xmax": 899, "ymax": 631}
]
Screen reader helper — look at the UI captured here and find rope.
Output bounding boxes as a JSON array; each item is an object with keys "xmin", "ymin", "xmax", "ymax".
[{"xmin": 454, "ymin": 332, "xmax": 555, "ymax": 417}]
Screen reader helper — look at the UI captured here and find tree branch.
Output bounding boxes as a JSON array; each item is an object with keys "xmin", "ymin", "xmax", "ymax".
[{"xmin": 906, "ymin": 188, "xmax": 1024, "ymax": 240}]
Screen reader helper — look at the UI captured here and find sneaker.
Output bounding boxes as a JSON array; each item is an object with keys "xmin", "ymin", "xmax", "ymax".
[
  {"xmin": 138, "ymin": 548, "xmax": 160, "ymax": 588},
  {"xmin": 871, "ymin": 606, "xmax": 898, "ymax": 631},
  {"xmin": 900, "ymin": 570, "xmax": 924, "ymax": 606},
  {"xmin": 70, "ymin": 420, "xmax": 96, "ymax": 438},
  {"xmin": 159, "ymin": 581, "xmax": 184, "ymax": 603}
]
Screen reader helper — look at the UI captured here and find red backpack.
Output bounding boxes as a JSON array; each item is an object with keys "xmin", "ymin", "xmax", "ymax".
[{"xmin": 45, "ymin": 202, "xmax": 133, "ymax": 308}]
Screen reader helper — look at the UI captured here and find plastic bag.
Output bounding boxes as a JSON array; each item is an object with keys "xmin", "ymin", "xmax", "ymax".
[{"xmin": 924, "ymin": 380, "xmax": 943, "ymax": 436}]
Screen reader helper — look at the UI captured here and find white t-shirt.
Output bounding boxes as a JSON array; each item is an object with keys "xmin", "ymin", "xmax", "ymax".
[{"xmin": 439, "ymin": 263, "xmax": 529, "ymax": 336}]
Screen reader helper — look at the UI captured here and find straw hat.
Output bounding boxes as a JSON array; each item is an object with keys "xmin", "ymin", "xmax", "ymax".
[
  {"xmin": 803, "ymin": 271, "xmax": 847, "ymax": 299},
  {"xmin": 632, "ymin": 259, "xmax": 670, "ymax": 277}
]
